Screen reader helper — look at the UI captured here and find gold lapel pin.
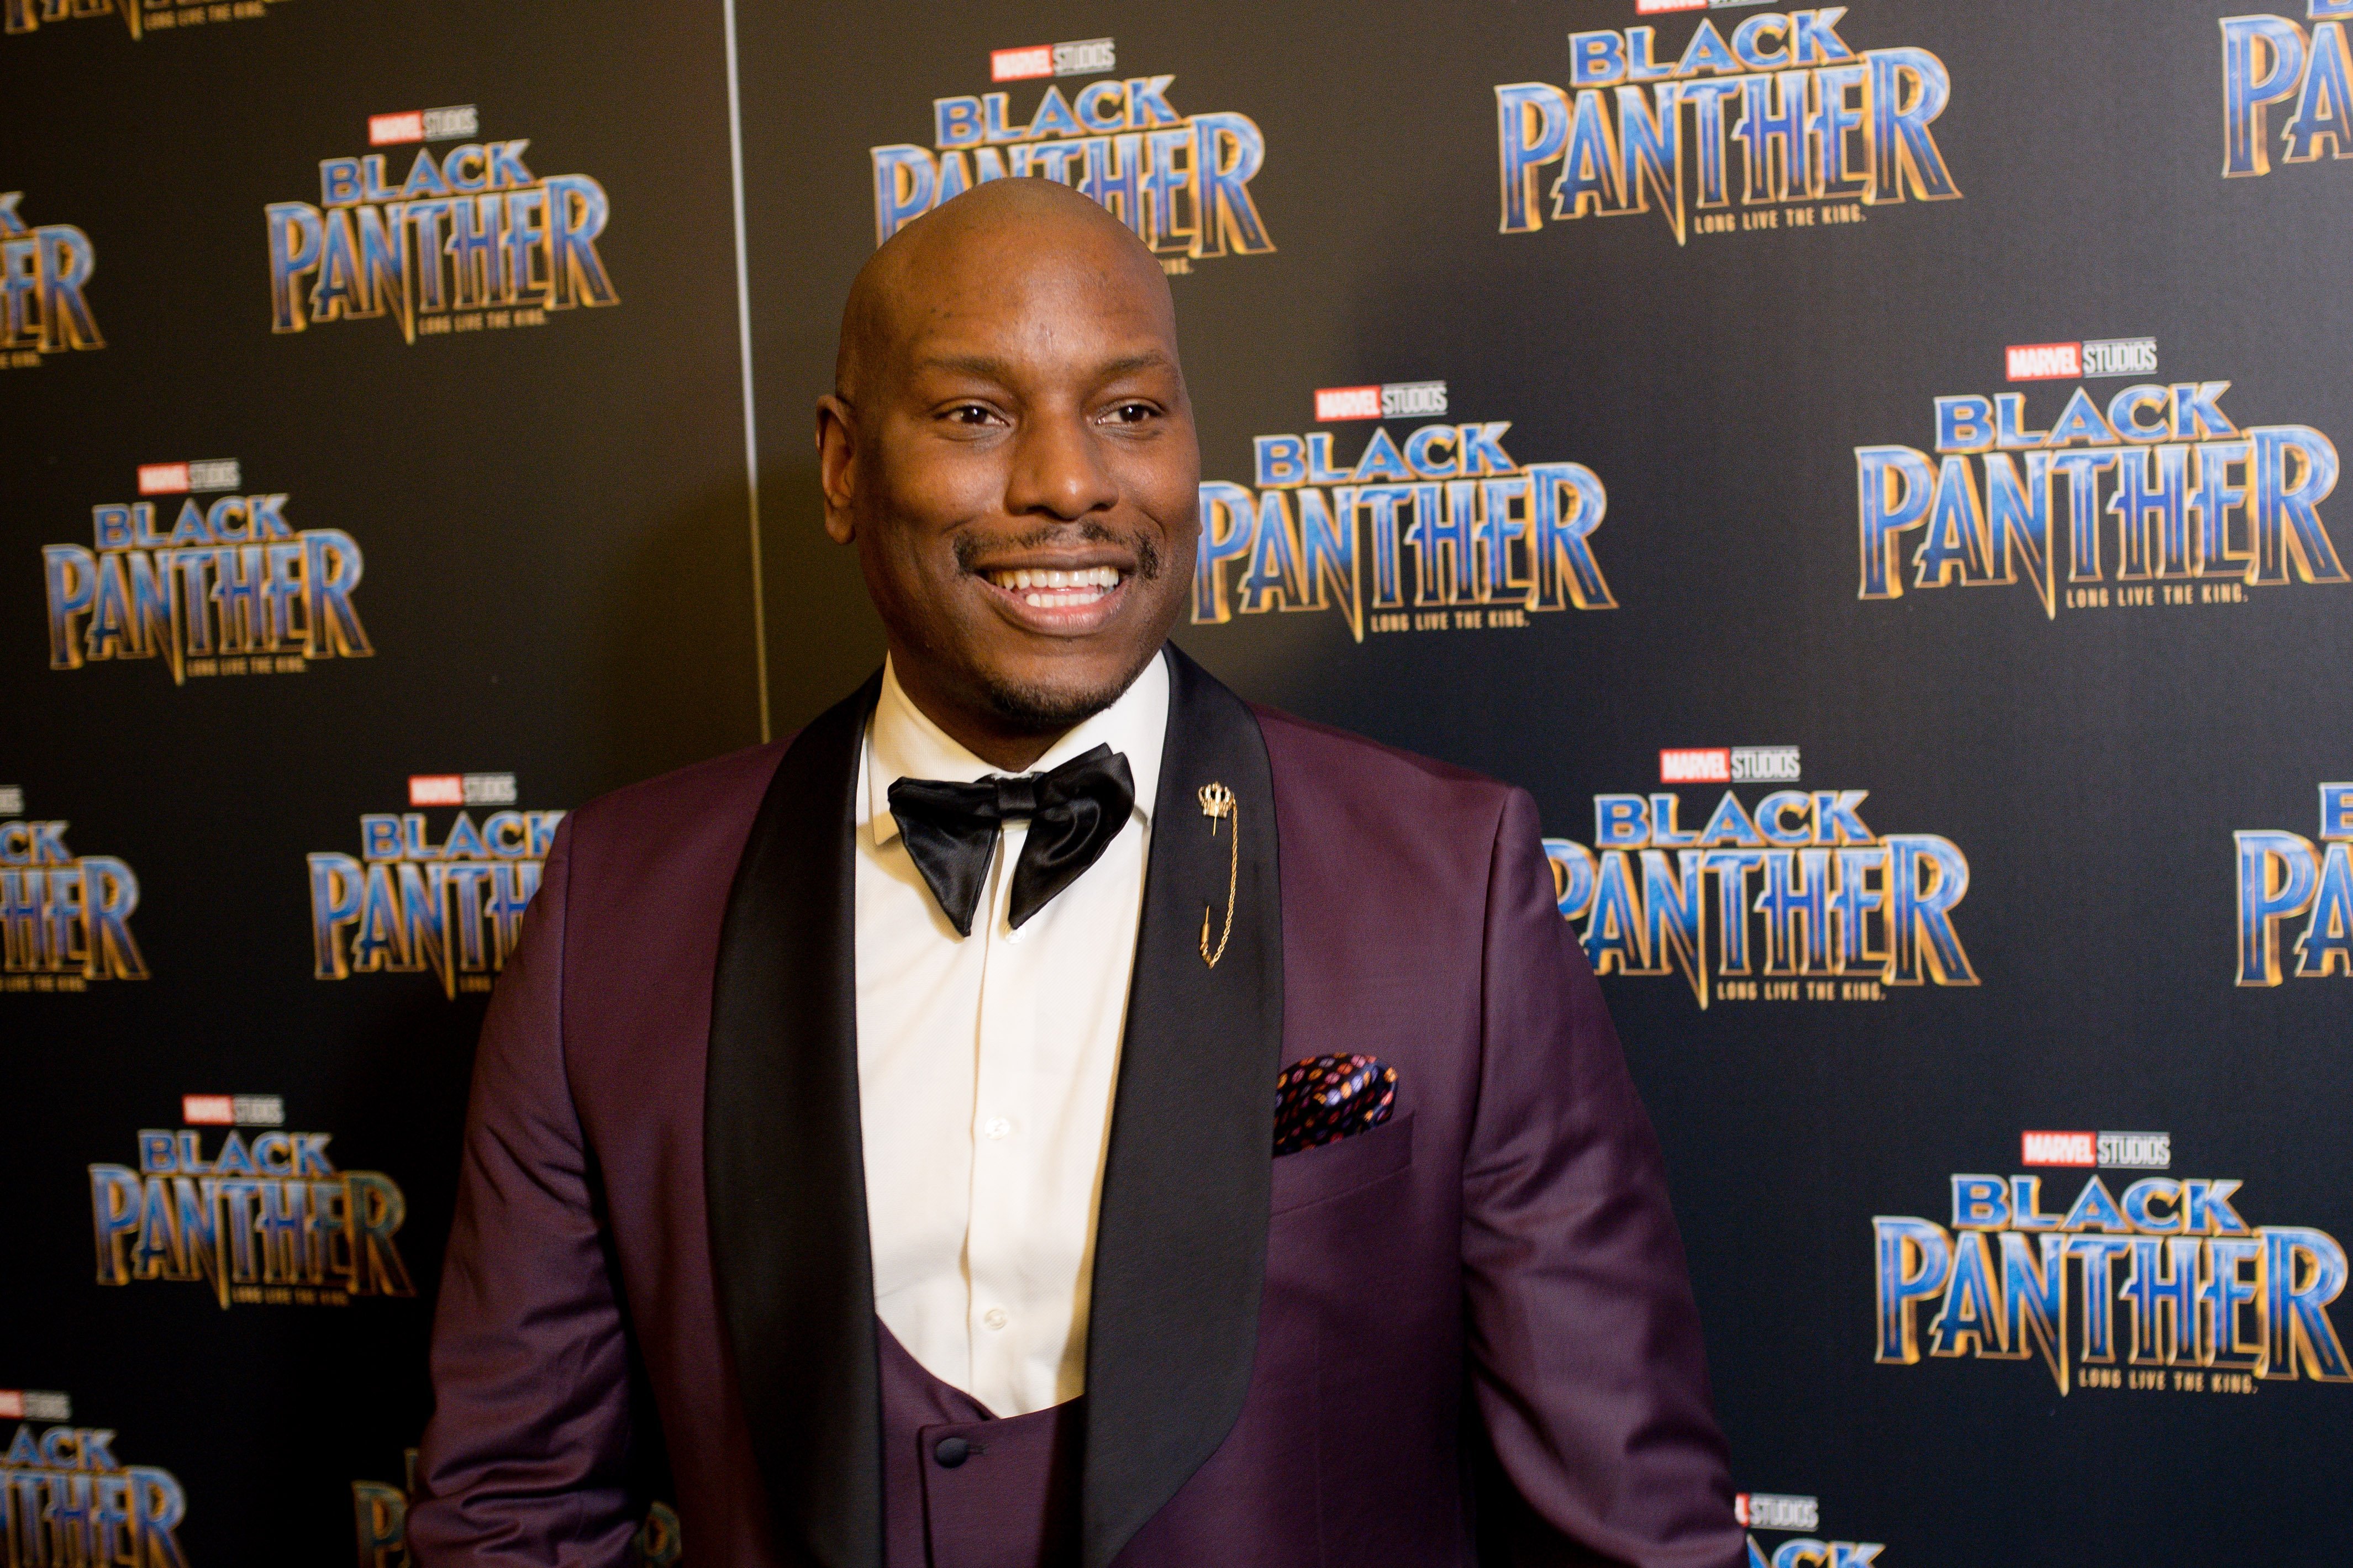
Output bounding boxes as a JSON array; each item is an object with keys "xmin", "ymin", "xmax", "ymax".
[{"xmin": 1198, "ymin": 783, "xmax": 1238, "ymax": 968}]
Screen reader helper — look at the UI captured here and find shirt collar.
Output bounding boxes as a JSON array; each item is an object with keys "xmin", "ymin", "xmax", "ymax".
[{"xmin": 861, "ymin": 649, "xmax": 1170, "ymax": 848}]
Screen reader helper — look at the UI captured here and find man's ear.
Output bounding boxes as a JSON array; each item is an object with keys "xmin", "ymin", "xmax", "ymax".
[{"xmin": 815, "ymin": 394, "xmax": 858, "ymax": 544}]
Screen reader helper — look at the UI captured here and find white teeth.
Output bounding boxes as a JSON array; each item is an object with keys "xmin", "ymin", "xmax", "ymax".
[{"xmin": 988, "ymin": 566, "xmax": 1121, "ymax": 594}]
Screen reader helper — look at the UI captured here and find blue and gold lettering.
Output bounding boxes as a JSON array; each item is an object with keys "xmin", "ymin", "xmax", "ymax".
[
  {"xmin": 1499, "ymin": 13, "xmax": 1960, "ymax": 243},
  {"xmin": 1547, "ymin": 788, "xmax": 1970, "ymax": 1006},
  {"xmin": 44, "ymin": 490, "xmax": 368, "ymax": 683},
  {"xmin": 309, "ymin": 805, "xmax": 562, "ymax": 997},
  {"xmin": 1197, "ymin": 420, "xmax": 1610, "ymax": 636},
  {"xmin": 1862, "ymin": 380, "xmax": 2345, "ymax": 615},
  {"xmin": 1878, "ymin": 1167, "xmax": 2347, "ymax": 1391},
  {"xmin": 877, "ymin": 76, "xmax": 1274, "ymax": 262},
  {"xmin": 2233, "ymin": 785, "xmax": 2353, "ymax": 984},
  {"xmin": 271, "ymin": 135, "xmax": 615, "ymax": 340}
]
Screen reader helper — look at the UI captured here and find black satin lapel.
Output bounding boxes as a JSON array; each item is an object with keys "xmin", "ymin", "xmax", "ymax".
[
  {"xmin": 1081, "ymin": 646, "xmax": 1283, "ymax": 1568},
  {"xmin": 706, "ymin": 671, "xmax": 883, "ymax": 1568}
]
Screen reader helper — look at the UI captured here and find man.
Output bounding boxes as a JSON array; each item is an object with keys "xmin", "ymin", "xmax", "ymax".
[{"xmin": 412, "ymin": 178, "xmax": 1741, "ymax": 1568}]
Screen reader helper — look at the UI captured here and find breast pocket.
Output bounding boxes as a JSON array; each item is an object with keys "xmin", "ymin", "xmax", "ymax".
[{"xmin": 1268, "ymin": 1112, "xmax": 1414, "ymax": 1216}]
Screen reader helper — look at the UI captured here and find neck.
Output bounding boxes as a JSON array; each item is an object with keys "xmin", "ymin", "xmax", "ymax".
[{"xmin": 950, "ymin": 728, "xmax": 1058, "ymax": 775}]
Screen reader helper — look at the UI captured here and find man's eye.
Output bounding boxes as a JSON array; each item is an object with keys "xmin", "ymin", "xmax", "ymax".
[
  {"xmin": 946, "ymin": 404, "xmax": 996, "ymax": 425},
  {"xmin": 1105, "ymin": 402, "xmax": 1157, "ymax": 424}
]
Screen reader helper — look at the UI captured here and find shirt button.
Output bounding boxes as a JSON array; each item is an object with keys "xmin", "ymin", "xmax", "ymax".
[
  {"xmin": 983, "ymin": 1307, "xmax": 1008, "ymax": 1331},
  {"xmin": 985, "ymin": 1117, "xmax": 1012, "ymax": 1140}
]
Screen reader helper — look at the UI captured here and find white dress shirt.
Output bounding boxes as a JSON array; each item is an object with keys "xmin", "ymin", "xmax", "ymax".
[{"xmin": 853, "ymin": 651, "xmax": 1168, "ymax": 1417}]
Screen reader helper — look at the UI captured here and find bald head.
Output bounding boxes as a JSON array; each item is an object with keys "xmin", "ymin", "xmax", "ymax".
[
  {"xmin": 814, "ymin": 176, "xmax": 1202, "ymax": 773},
  {"xmin": 835, "ymin": 178, "xmax": 1177, "ymax": 410}
]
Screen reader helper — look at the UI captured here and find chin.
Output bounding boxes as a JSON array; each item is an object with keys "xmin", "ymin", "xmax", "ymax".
[{"xmin": 976, "ymin": 657, "xmax": 1146, "ymax": 733}]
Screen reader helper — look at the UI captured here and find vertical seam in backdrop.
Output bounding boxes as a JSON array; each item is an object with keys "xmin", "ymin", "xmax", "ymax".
[{"xmin": 722, "ymin": 0, "xmax": 771, "ymax": 743}]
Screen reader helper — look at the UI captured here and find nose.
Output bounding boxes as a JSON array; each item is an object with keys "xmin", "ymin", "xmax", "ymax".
[{"xmin": 1003, "ymin": 408, "xmax": 1119, "ymax": 522}]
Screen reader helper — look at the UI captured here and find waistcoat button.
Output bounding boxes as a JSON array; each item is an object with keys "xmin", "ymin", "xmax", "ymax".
[{"xmin": 935, "ymin": 1436, "xmax": 971, "ymax": 1469}]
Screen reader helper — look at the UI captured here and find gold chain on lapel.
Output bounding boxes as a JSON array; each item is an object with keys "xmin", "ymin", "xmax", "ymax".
[{"xmin": 1197, "ymin": 783, "xmax": 1238, "ymax": 968}]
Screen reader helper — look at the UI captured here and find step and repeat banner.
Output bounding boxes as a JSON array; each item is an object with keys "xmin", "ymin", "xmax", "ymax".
[
  {"xmin": 7, "ymin": 0, "xmax": 2347, "ymax": 1562},
  {"xmin": 2, "ymin": 0, "xmax": 758, "ymax": 1559}
]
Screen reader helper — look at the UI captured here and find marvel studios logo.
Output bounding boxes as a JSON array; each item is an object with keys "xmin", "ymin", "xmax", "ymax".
[
  {"xmin": 136, "ymin": 459, "xmax": 241, "ymax": 495},
  {"xmin": 0, "ymin": 1392, "xmax": 71, "ymax": 1422},
  {"xmin": 1635, "ymin": 0, "xmax": 1772, "ymax": 12},
  {"xmin": 1313, "ymin": 381, "xmax": 1449, "ymax": 423},
  {"xmin": 367, "ymin": 105, "xmax": 480, "ymax": 146},
  {"xmin": 2020, "ymin": 1131, "xmax": 2172, "ymax": 1169},
  {"xmin": 409, "ymin": 773, "xmax": 519, "ymax": 807},
  {"xmin": 2003, "ymin": 338, "xmax": 2157, "ymax": 382},
  {"xmin": 990, "ymin": 38, "xmax": 1115, "ymax": 82},
  {"xmin": 180, "ymin": 1094, "xmax": 286, "ymax": 1127},
  {"xmin": 1734, "ymin": 1494, "xmax": 1820, "ymax": 1532},
  {"xmin": 1658, "ymin": 746, "xmax": 1801, "ymax": 785}
]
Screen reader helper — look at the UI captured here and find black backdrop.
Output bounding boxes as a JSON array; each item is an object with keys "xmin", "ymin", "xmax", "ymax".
[{"xmin": 7, "ymin": 1, "xmax": 2350, "ymax": 1562}]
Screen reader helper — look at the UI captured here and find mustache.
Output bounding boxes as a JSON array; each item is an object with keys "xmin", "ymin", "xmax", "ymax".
[{"xmin": 954, "ymin": 521, "xmax": 1164, "ymax": 582}]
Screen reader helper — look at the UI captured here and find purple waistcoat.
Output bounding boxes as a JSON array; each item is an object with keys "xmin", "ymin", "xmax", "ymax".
[{"xmin": 878, "ymin": 1324, "xmax": 1082, "ymax": 1568}]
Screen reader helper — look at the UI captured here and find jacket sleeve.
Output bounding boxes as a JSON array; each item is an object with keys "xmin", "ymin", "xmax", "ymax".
[
  {"xmin": 1459, "ymin": 789, "xmax": 1745, "ymax": 1568},
  {"xmin": 410, "ymin": 817, "xmax": 643, "ymax": 1567}
]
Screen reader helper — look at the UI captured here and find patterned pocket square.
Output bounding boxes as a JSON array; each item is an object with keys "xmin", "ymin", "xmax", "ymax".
[{"xmin": 1273, "ymin": 1053, "xmax": 1398, "ymax": 1156}]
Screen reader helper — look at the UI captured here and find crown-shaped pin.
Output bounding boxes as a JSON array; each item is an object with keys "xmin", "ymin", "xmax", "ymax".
[{"xmin": 1197, "ymin": 782, "xmax": 1239, "ymax": 967}]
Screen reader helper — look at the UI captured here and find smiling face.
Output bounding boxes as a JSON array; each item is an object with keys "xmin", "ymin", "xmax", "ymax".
[{"xmin": 818, "ymin": 180, "xmax": 1199, "ymax": 770}]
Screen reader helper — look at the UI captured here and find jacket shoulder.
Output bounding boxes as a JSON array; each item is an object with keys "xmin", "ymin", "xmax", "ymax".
[
  {"xmin": 1251, "ymin": 704, "xmax": 1520, "ymax": 831},
  {"xmin": 563, "ymin": 738, "xmax": 791, "ymax": 867}
]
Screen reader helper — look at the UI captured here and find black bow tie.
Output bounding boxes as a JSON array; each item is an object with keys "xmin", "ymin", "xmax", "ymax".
[{"xmin": 886, "ymin": 745, "xmax": 1136, "ymax": 937}]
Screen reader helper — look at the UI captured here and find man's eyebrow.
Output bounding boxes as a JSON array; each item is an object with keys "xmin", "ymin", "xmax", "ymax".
[
  {"xmin": 906, "ymin": 349, "xmax": 1178, "ymax": 382},
  {"xmin": 908, "ymin": 353, "xmax": 1016, "ymax": 381},
  {"xmin": 1093, "ymin": 350, "xmax": 1177, "ymax": 379}
]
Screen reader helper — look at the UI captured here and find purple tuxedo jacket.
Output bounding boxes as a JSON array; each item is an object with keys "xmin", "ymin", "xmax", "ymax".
[{"xmin": 411, "ymin": 648, "xmax": 1743, "ymax": 1568}]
